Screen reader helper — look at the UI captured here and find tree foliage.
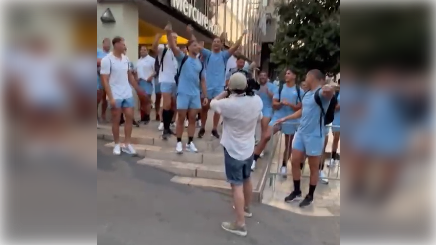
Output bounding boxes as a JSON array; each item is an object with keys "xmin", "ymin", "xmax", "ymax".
[{"xmin": 270, "ymin": 0, "xmax": 340, "ymax": 79}]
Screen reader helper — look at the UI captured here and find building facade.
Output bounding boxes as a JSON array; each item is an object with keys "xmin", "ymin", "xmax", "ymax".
[{"xmin": 97, "ymin": 0, "xmax": 264, "ymax": 62}]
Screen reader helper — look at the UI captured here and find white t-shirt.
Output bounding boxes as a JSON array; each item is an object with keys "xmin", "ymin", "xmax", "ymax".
[
  {"xmin": 210, "ymin": 94, "xmax": 263, "ymax": 160},
  {"xmin": 100, "ymin": 53, "xmax": 133, "ymax": 100},
  {"xmin": 136, "ymin": 55, "xmax": 155, "ymax": 81},
  {"xmin": 71, "ymin": 54, "xmax": 95, "ymax": 86},
  {"xmin": 157, "ymin": 45, "xmax": 177, "ymax": 83},
  {"xmin": 17, "ymin": 53, "xmax": 67, "ymax": 106}
]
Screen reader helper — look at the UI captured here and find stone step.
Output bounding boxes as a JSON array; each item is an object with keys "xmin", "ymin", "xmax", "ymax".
[
  {"xmin": 98, "ymin": 130, "xmax": 221, "ymax": 152},
  {"xmin": 169, "ymin": 175, "xmax": 266, "ymax": 203},
  {"xmin": 105, "ymin": 142, "xmax": 223, "ymax": 165},
  {"xmin": 137, "ymin": 158, "xmax": 226, "ymax": 180}
]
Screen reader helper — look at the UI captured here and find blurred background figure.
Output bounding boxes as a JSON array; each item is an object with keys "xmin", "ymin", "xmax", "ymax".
[{"xmin": 7, "ymin": 35, "xmax": 71, "ymax": 155}]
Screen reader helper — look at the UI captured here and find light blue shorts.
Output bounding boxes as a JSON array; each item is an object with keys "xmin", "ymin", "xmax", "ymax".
[
  {"xmin": 332, "ymin": 124, "xmax": 340, "ymax": 133},
  {"xmin": 160, "ymin": 82, "xmax": 177, "ymax": 96},
  {"xmin": 206, "ymin": 87, "xmax": 224, "ymax": 100},
  {"xmin": 262, "ymin": 107, "xmax": 273, "ymax": 119},
  {"xmin": 269, "ymin": 117, "xmax": 298, "ymax": 135},
  {"xmin": 112, "ymin": 97, "xmax": 135, "ymax": 109},
  {"xmin": 139, "ymin": 79, "xmax": 153, "ymax": 95},
  {"xmin": 154, "ymin": 79, "xmax": 161, "ymax": 94},
  {"xmin": 177, "ymin": 94, "xmax": 201, "ymax": 110},
  {"xmin": 292, "ymin": 132, "xmax": 325, "ymax": 157}
]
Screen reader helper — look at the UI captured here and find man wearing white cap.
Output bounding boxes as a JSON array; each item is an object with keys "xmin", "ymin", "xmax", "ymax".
[{"xmin": 210, "ymin": 73, "xmax": 263, "ymax": 237}]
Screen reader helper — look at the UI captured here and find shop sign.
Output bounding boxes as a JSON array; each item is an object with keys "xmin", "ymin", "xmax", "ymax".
[{"xmin": 171, "ymin": 0, "xmax": 220, "ymax": 36}]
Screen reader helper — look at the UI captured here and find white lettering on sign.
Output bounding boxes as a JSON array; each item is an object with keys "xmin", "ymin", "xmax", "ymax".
[{"xmin": 171, "ymin": 0, "xmax": 221, "ymax": 36}]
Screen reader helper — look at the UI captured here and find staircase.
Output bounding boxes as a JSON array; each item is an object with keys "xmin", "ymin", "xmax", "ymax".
[{"xmin": 98, "ymin": 120, "xmax": 276, "ymax": 202}]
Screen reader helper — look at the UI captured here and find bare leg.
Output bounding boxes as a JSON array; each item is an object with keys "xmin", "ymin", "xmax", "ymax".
[
  {"xmin": 176, "ymin": 110, "xmax": 187, "ymax": 138},
  {"xmin": 155, "ymin": 93, "xmax": 161, "ymax": 121},
  {"xmin": 212, "ymin": 112, "xmax": 220, "ymax": 130},
  {"xmin": 111, "ymin": 107, "xmax": 122, "ymax": 144},
  {"xmin": 123, "ymin": 107, "xmax": 134, "ymax": 145},
  {"xmin": 243, "ymin": 178, "xmax": 253, "ymax": 208},
  {"xmin": 200, "ymin": 102, "xmax": 209, "ymax": 129},
  {"xmin": 187, "ymin": 109, "xmax": 198, "ymax": 137},
  {"xmin": 101, "ymin": 90, "xmax": 108, "ymax": 121},
  {"xmin": 231, "ymin": 184, "xmax": 246, "ymax": 226}
]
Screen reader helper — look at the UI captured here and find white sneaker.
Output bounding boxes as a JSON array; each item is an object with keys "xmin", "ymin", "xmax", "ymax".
[
  {"xmin": 260, "ymin": 151, "xmax": 264, "ymax": 157},
  {"xmin": 171, "ymin": 122, "xmax": 176, "ymax": 128},
  {"xmin": 121, "ymin": 144, "xmax": 137, "ymax": 155},
  {"xmin": 184, "ymin": 120, "xmax": 189, "ymax": 128},
  {"xmin": 158, "ymin": 122, "xmax": 164, "ymax": 131},
  {"xmin": 113, "ymin": 144, "xmax": 121, "ymax": 155},
  {"xmin": 327, "ymin": 158, "xmax": 337, "ymax": 168},
  {"xmin": 176, "ymin": 142, "xmax": 183, "ymax": 154},
  {"xmin": 280, "ymin": 166, "xmax": 288, "ymax": 177},
  {"xmin": 319, "ymin": 170, "xmax": 329, "ymax": 184},
  {"xmin": 251, "ymin": 160, "xmax": 256, "ymax": 171},
  {"xmin": 196, "ymin": 120, "xmax": 202, "ymax": 128},
  {"xmin": 186, "ymin": 142, "xmax": 198, "ymax": 153}
]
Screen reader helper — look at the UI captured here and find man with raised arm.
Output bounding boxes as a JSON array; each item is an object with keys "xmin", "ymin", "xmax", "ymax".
[
  {"xmin": 165, "ymin": 22, "xmax": 208, "ymax": 153},
  {"xmin": 186, "ymin": 25, "xmax": 247, "ymax": 139},
  {"xmin": 151, "ymin": 31, "xmax": 178, "ymax": 139}
]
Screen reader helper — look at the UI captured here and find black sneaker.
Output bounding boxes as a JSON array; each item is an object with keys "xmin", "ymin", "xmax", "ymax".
[
  {"xmin": 211, "ymin": 129, "xmax": 220, "ymax": 139},
  {"xmin": 143, "ymin": 119, "xmax": 150, "ymax": 125},
  {"xmin": 133, "ymin": 120, "xmax": 140, "ymax": 127},
  {"xmin": 299, "ymin": 194, "xmax": 314, "ymax": 208},
  {"xmin": 167, "ymin": 128, "xmax": 175, "ymax": 136},
  {"xmin": 198, "ymin": 128, "xmax": 205, "ymax": 138},
  {"xmin": 284, "ymin": 191, "xmax": 302, "ymax": 203}
]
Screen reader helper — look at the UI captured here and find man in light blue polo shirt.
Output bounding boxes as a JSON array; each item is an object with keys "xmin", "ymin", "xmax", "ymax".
[
  {"xmin": 165, "ymin": 22, "xmax": 208, "ymax": 153},
  {"xmin": 275, "ymin": 69, "xmax": 334, "ymax": 208},
  {"xmin": 97, "ymin": 38, "xmax": 110, "ymax": 126},
  {"xmin": 186, "ymin": 25, "xmax": 247, "ymax": 139}
]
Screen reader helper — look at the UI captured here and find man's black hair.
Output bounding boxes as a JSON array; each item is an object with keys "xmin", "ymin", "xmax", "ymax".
[
  {"xmin": 236, "ymin": 54, "xmax": 245, "ymax": 61},
  {"xmin": 308, "ymin": 69, "xmax": 325, "ymax": 81}
]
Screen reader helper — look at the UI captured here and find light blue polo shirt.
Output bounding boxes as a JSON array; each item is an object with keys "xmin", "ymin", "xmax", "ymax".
[
  {"xmin": 97, "ymin": 48, "xmax": 109, "ymax": 84},
  {"xmin": 175, "ymin": 53, "xmax": 204, "ymax": 96},
  {"xmin": 298, "ymin": 87, "xmax": 331, "ymax": 136},
  {"xmin": 201, "ymin": 49, "xmax": 231, "ymax": 90}
]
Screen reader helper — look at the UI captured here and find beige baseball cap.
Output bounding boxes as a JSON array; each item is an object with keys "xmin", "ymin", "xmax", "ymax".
[{"xmin": 228, "ymin": 73, "xmax": 247, "ymax": 91}]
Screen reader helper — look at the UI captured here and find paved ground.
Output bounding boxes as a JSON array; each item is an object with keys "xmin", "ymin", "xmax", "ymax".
[{"xmin": 97, "ymin": 140, "xmax": 340, "ymax": 245}]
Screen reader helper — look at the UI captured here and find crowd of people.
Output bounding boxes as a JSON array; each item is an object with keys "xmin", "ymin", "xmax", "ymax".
[{"xmin": 97, "ymin": 23, "xmax": 340, "ymax": 237}]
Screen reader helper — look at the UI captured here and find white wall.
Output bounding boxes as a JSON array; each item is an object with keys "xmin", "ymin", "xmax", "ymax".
[{"xmin": 97, "ymin": 3, "xmax": 139, "ymax": 62}]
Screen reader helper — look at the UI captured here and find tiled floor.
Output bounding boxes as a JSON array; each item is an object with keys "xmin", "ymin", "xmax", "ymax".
[{"xmin": 262, "ymin": 133, "xmax": 341, "ymax": 217}]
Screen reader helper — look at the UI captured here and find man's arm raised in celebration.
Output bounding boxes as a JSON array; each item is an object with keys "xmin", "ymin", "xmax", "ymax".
[
  {"xmin": 165, "ymin": 22, "xmax": 181, "ymax": 57},
  {"xmin": 228, "ymin": 30, "xmax": 248, "ymax": 55},
  {"xmin": 151, "ymin": 33, "xmax": 162, "ymax": 55}
]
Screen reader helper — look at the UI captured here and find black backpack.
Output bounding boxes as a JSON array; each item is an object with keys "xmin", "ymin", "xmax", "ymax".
[
  {"xmin": 314, "ymin": 88, "xmax": 339, "ymax": 135},
  {"xmin": 174, "ymin": 55, "xmax": 204, "ymax": 86},
  {"xmin": 278, "ymin": 82, "xmax": 301, "ymax": 103}
]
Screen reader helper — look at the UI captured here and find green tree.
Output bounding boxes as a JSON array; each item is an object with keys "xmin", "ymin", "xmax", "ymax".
[{"xmin": 271, "ymin": 0, "xmax": 340, "ymax": 80}]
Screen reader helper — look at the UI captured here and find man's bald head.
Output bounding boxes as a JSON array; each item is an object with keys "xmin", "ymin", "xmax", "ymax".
[
  {"xmin": 305, "ymin": 69, "xmax": 325, "ymax": 89},
  {"xmin": 102, "ymin": 38, "xmax": 111, "ymax": 51},
  {"xmin": 308, "ymin": 69, "xmax": 325, "ymax": 81}
]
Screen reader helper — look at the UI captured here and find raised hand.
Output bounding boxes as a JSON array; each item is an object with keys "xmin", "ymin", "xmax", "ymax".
[
  {"xmin": 187, "ymin": 24, "xmax": 194, "ymax": 33},
  {"xmin": 164, "ymin": 22, "xmax": 172, "ymax": 31}
]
